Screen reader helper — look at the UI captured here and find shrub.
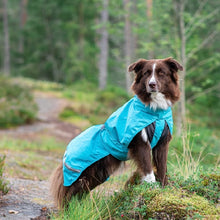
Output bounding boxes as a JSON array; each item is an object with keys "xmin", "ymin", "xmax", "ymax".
[
  {"xmin": 0, "ymin": 155, "xmax": 9, "ymax": 196},
  {"xmin": 0, "ymin": 77, "xmax": 37, "ymax": 128}
]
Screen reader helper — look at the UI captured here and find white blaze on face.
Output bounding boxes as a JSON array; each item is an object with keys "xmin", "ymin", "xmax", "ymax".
[{"xmin": 149, "ymin": 63, "xmax": 157, "ymax": 84}]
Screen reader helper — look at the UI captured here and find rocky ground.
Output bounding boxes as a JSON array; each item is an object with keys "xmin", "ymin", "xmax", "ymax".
[
  {"xmin": 0, "ymin": 92, "xmax": 80, "ymax": 220},
  {"xmin": 0, "ymin": 178, "xmax": 52, "ymax": 220}
]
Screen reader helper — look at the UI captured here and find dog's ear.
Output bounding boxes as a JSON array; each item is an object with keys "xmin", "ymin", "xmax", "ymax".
[
  {"xmin": 128, "ymin": 59, "xmax": 147, "ymax": 73},
  {"xmin": 164, "ymin": 57, "xmax": 183, "ymax": 84},
  {"xmin": 164, "ymin": 57, "xmax": 183, "ymax": 72}
]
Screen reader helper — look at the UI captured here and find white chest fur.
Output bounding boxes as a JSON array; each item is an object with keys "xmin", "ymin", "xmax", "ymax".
[
  {"xmin": 150, "ymin": 92, "xmax": 171, "ymax": 111},
  {"xmin": 141, "ymin": 128, "xmax": 148, "ymax": 143}
]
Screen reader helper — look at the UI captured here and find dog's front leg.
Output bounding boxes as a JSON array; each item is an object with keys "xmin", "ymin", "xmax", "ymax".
[
  {"xmin": 152, "ymin": 134, "xmax": 171, "ymax": 186},
  {"xmin": 127, "ymin": 132, "xmax": 155, "ymax": 185}
]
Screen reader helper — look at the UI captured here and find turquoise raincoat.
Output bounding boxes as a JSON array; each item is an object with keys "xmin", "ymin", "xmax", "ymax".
[{"xmin": 63, "ymin": 95, "xmax": 173, "ymax": 186}]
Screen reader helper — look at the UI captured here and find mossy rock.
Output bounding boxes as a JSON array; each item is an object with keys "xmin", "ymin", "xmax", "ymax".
[
  {"xmin": 146, "ymin": 188, "xmax": 219, "ymax": 219},
  {"xmin": 107, "ymin": 184, "xmax": 220, "ymax": 219}
]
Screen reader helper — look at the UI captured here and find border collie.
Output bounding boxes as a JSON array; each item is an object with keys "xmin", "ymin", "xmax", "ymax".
[{"xmin": 50, "ymin": 57, "xmax": 183, "ymax": 208}]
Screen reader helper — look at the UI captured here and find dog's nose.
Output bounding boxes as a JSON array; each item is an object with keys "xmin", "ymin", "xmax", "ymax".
[{"xmin": 149, "ymin": 82, "xmax": 156, "ymax": 89}]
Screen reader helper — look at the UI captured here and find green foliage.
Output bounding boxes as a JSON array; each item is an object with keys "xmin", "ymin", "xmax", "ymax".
[
  {"xmin": 0, "ymin": 77, "xmax": 38, "ymax": 128},
  {"xmin": 10, "ymin": 0, "xmax": 100, "ymax": 84},
  {"xmin": 0, "ymin": 155, "xmax": 9, "ymax": 196}
]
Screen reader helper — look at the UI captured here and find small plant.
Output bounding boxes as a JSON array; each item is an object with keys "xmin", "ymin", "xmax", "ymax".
[{"xmin": 0, "ymin": 155, "xmax": 9, "ymax": 196}]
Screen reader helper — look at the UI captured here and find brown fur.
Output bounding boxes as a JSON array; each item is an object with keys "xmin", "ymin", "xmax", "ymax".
[{"xmin": 50, "ymin": 57, "xmax": 183, "ymax": 208}]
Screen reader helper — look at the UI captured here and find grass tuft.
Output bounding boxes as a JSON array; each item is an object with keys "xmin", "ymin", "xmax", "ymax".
[
  {"xmin": 169, "ymin": 128, "xmax": 208, "ymax": 180},
  {"xmin": 53, "ymin": 191, "xmax": 112, "ymax": 220}
]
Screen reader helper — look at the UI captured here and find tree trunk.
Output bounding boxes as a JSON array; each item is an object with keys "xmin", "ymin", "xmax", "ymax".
[
  {"xmin": 146, "ymin": 0, "xmax": 154, "ymax": 59},
  {"xmin": 174, "ymin": 0, "xmax": 186, "ymax": 136},
  {"xmin": 19, "ymin": 0, "xmax": 28, "ymax": 55},
  {"xmin": 3, "ymin": 0, "xmax": 10, "ymax": 76},
  {"xmin": 98, "ymin": 0, "xmax": 109, "ymax": 90},
  {"xmin": 124, "ymin": 0, "xmax": 132, "ymax": 93},
  {"xmin": 131, "ymin": 0, "xmax": 138, "ymax": 61},
  {"xmin": 78, "ymin": 2, "xmax": 84, "ymax": 59}
]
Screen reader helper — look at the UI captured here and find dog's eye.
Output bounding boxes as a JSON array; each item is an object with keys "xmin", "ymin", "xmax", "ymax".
[
  {"xmin": 144, "ymin": 70, "xmax": 151, "ymax": 75},
  {"xmin": 158, "ymin": 70, "xmax": 166, "ymax": 76}
]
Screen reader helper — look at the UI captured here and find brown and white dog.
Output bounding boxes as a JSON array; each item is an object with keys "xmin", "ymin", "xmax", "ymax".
[{"xmin": 50, "ymin": 57, "xmax": 183, "ymax": 208}]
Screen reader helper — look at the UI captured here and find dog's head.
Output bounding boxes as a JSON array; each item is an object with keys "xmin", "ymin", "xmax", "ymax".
[{"xmin": 129, "ymin": 57, "xmax": 183, "ymax": 110}]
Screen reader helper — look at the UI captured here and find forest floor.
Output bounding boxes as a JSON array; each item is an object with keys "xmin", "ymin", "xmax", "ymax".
[{"xmin": 0, "ymin": 92, "xmax": 81, "ymax": 220}]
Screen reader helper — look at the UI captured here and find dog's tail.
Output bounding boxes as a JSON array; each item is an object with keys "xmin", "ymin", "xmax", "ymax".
[{"xmin": 50, "ymin": 162, "xmax": 67, "ymax": 208}]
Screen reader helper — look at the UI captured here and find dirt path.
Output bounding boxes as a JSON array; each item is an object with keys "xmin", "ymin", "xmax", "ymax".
[
  {"xmin": 0, "ymin": 92, "xmax": 80, "ymax": 219},
  {"xmin": 0, "ymin": 91, "xmax": 80, "ymax": 142}
]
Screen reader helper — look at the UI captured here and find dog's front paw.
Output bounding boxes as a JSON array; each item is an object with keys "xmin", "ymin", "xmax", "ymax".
[{"xmin": 142, "ymin": 171, "xmax": 156, "ymax": 183}]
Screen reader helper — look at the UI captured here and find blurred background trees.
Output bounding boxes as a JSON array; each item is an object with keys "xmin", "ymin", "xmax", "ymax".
[{"xmin": 0, "ymin": 0, "xmax": 219, "ymax": 130}]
